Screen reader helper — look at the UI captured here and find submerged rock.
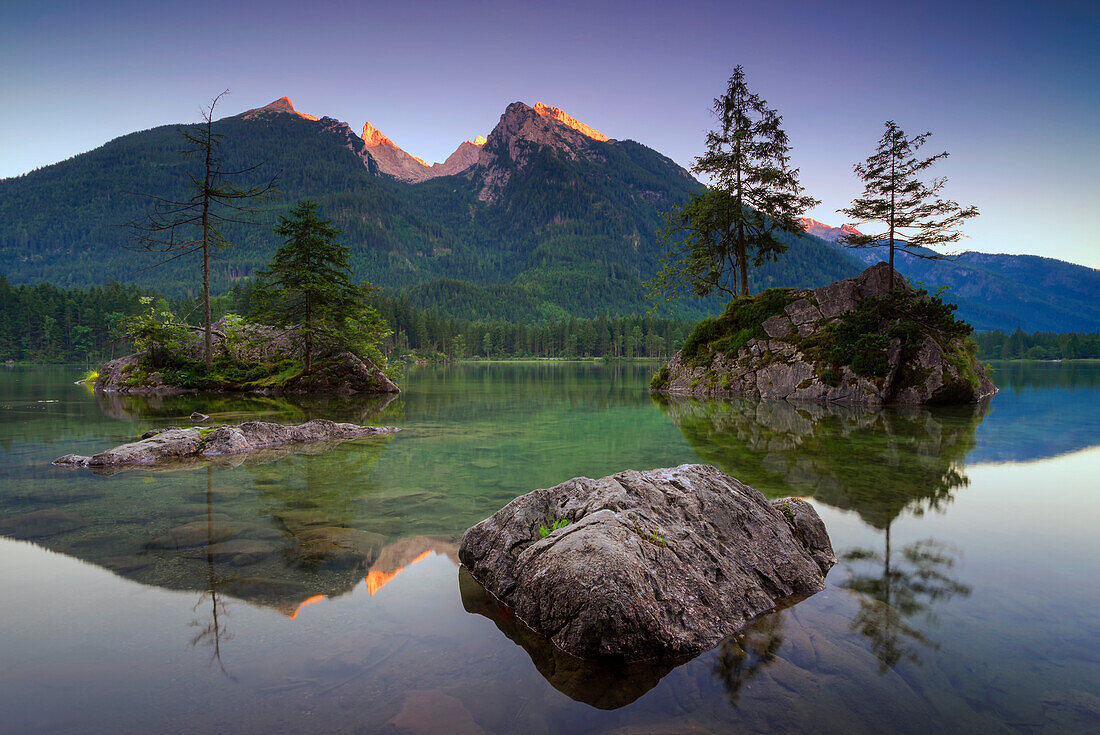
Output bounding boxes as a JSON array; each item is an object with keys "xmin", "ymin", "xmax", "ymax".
[
  {"xmin": 53, "ymin": 419, "xmax": 399, "ymax": 469},
  {"xmin": 653, "ymin": 263, "xmax": 997, "ymax": 405},
  {"xmin": 459, "ymin": 464, "xmax": 834, "ymax": 661}
]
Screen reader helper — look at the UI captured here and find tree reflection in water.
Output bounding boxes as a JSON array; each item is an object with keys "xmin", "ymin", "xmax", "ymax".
[
  {"xmin": 189, "ymin": 466, "xmax": 236, "ymax": 679},
  {"xmin": 659, "ymin": 394, "xmax": 981, "ymax": 673},
  {"xmin": 713, "ymin": 607, "xmax": 785, "ymax": 706},
  {"xmin": 842, "ymin": 534, "xmax": 970, "ymax": 672}
]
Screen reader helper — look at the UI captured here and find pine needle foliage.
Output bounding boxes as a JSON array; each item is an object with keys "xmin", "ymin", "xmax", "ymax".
[
  {"xmin": 838, "ymin": 121, "xmax": 979, "ymax": 288},
  {"xmin": 251, "ymin": 200, "xmax": 391, "ymax": 372},
  {"xmin": 649, "ymin": 65, "xmax": 819, "ymax": 305}
]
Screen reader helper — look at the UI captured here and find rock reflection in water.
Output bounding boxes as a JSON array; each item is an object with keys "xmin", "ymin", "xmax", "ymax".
[
  {"xmin": 712, "ymin": 601, "xmax": 790, "ymax": 707},
  {"xmin": 656, "ymin": 394, "xmax": 984, "ymax": 529},
  {"xmin": 95, "ymin": 388, "xmax": 401, "ymax": 427},
  {"xmin": 459, "ymin": 566, "xmax": 686, "ymax": 709},
  {"xmin": 658, "ymin": 394, "xmax": 981, "ymax": 675}
]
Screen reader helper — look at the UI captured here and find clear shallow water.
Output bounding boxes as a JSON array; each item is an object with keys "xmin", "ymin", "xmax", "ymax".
[{"xmin": 0, "ymin": 361, "xmax": 1098, "ymax": 734}]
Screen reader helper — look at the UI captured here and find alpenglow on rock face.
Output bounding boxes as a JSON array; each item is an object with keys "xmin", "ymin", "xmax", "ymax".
[
  {"xmin": 459, "ymin": 464, "xmax": 835, "ymax": 661},
  {"xmin": 652, "ymin": 263, "xmax": 997, "ymax": 405}
]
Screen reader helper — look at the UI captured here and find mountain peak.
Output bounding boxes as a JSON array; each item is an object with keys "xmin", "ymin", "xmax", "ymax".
[
  {"xmin": 242, "ymin": 96, "xmax": 319, "ymax": 121},
  {"xmin": 470, "ymin": 135, "xmax": 487, "ymax": 146},
  {"xmin": 533, "ymin": 102, "xmax": 610, "ymax": 142},
  {"xmin": 361, "ymin": 121, "xmax": 393, "ymax": 149},
  {"xmin": 799, "ymin": 217, "xmax": 863, "ymax": 242},
  {"xmin": 360, "ymin": 121, "xmax": 433, "ymax": 181},
  {"xmin": 474, "ymin": 101, "xmax": 615, "ymax": 202}
]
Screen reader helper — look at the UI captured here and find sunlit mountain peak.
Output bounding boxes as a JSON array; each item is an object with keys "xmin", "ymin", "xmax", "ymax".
[{"xmin": 533, "ymin": 102, "xmax": 610, "ymax": 142}]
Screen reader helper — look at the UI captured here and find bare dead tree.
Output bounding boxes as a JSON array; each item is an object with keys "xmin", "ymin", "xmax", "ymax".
[{"xmin": 129, "ymin": 90, "xmax": 278, "ymax": 369}]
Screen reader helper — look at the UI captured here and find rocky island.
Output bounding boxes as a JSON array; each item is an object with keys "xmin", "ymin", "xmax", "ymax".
[
  {"xmin": 459, "ymin": 464, "xmax": 835, "ymax": 661},
  {"xmin": 651, "ymin": 263, "xmax": 996, "ymax": 405},
  {"xmin": 53, "ymin": 419, "xmax": 399, "ymax": 470},
  {"xmin": 95, "ymin": 317, "xmax": 399, "ymax": 396}
]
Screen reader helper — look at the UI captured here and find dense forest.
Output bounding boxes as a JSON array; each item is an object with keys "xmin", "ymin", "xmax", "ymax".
[
  {"xmin": 972, "ymin": 329, "xmax": 1100, "ymax": 360},
  {"xmin": 0, "ymin": 279, "xmax": 692, "ymax": 363},
  {"xmin": 2, "ymin": 278, "xmax": 1096, "ymax": 365}
]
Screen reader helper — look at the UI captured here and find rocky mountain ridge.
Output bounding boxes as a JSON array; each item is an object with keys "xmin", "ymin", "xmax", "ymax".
[{"xmin": 242, "ymin": 96, "xmax": 613, "ymax": 187}]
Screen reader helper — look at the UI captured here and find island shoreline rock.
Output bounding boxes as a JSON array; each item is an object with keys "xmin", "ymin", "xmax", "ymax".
[
  {"xmin": 653, "ymin": 263, "xmax": 997, "ymax": 405},
  {"xmin": 95, "ymin": 318, "xmax": 399, "ymax": 396}
]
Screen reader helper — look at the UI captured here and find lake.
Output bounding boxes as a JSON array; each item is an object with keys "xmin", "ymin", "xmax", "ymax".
[{"xmin": 0, "ymin": 361, "xmax": 1097, "ymax": 734}]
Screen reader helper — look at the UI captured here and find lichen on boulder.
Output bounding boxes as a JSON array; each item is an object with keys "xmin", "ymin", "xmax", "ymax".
[
  {"xmin": 652, "ymin": 263, "xmax": 996, "ymax": 405},
  {"xmin": 459, "ymin": 464, "xmax": 835, "ymax": 661}
]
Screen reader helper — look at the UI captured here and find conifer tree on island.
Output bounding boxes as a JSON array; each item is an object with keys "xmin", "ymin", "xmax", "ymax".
[
  {"xmin": 251, "ymin": 200, "xmax": 391, "ymax": 373},
  {"xmin": 129, "ymin": 90, "xmax": 277, "ymax": 370},
  {"xmin": 838, "ymin": 121, "xmax": 979, "ymax": 289},
  {"xmin": 649, "ymin": 65, "xmax": 818, "ymax": 304}
]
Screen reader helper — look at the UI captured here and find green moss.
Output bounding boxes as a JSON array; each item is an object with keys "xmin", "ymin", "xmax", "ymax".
[
  {"xmin": 680, "ymin": 288, "xmax": 797, "ymax": 367},
  {"xmin": 635, "ymin": 526, "xmax": 669, "ymax": 548},
  {"xmin": 689, "ymin": 378, "xmax": 701, "ymax": 389},
  {"xmin": 649, "ymin": 364, "xmax": 670, "ymax": 390}
]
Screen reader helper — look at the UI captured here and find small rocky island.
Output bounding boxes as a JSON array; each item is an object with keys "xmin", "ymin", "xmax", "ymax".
[
  {"xmin": 96, "ymin": 318, "xmax": 399, "ymax": 395},
  {"xmin": 651, "ymin": 263, "xmax": 996, "ymax": 405},
  {"xmin": 53, "ymin": 419, "xmax": 398, "ymax": 469},
  {"xmin": 459, "ymin": 464, "xmax": 835, "ymax": 661}
]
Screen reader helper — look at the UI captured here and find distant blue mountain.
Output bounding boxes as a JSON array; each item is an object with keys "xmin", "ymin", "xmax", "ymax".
[{"xmin": 800, "ymin": 219, "xmax": 1100, "ymax": 333}]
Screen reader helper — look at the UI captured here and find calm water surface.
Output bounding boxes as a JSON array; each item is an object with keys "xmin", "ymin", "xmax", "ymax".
[{"xmin": 0, "ymin": 361, "xmax": 1098, "ymax": 734}]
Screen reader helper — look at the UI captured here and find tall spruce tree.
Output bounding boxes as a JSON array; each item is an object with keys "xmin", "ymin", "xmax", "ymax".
[
  {"xmin": 129, "ymin": 90, "xmax": 277, "ymax": 369},
  {"xmin": 838, "ymin": 121, "xmax": 979, "ymax": 289},
  {"xmin": 649, "ymin": 65, "xmax": 818, "ymax": 303},
  {"xmin": 251, "ymin": 200, "xmax": 389, "ymax": 372}
]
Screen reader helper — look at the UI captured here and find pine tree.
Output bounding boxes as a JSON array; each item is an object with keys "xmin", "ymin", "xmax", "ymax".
[
  {"xmin": 251, "ymin": 200, "xmax": 389, "ymax": 372},
  {"xmin": 129, "ymin": 90, "xmax": 277, "ymax": 369},
  {"xmin": 839, "ymin": 121, "xmax": 979, "ymax": 289},
  {"xmin": 649, "ymin": 65, "xmax": 818, "ymax": 303}
]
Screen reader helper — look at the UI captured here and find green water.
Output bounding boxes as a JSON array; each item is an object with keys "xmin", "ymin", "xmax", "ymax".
[{"xmin": 0, "ymin": 361, "xmax": 1097, "ymax": 734}]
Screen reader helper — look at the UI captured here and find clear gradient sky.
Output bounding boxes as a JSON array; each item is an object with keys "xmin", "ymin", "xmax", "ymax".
[{"xmin": 3, "ymin": 0, "xmax": 1097, "ymax": 267}]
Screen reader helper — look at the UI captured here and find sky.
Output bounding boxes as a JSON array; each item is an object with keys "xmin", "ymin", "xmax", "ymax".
[{"xmin": 2, "ymin": 0, "xmax": 1098, "ymax": 268}]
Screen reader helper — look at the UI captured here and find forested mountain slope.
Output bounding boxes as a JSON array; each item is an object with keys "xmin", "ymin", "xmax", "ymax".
[{"xmin": 0, "ymin": 98, "xmax": 862, "ymax": 321}]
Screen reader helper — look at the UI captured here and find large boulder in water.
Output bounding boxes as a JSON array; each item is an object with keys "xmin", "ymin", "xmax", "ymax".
[{"xmin": 459, "ymin": 464, "xmax": 834, "ymax": 661}]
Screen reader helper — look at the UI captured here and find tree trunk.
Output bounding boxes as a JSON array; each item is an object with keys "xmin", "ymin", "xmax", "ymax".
[
  {"xmin": 304, "ymin": 298, "xmax": 312, "ymax": 372},
  {"xmin": 738, "ymin": 240, "xmax": 749, "ymax": 296},
  {"xmin": 201, "ymin": 114, "xmax": 214, "ymax": 371},
  {"xmin": 735, "ymin": 139, "xmax": 749, "ymax": 296},
  {"xmin": 888, "ymin": 154, "xmax": 896, "ymax": 290}
]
